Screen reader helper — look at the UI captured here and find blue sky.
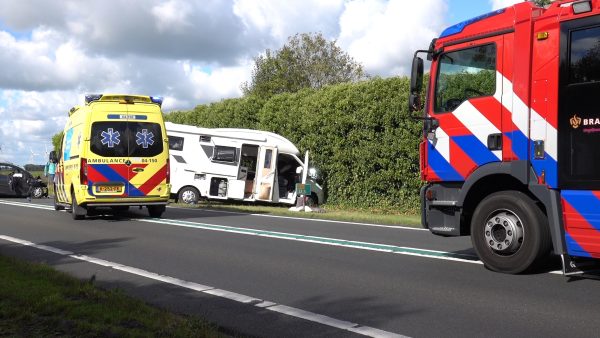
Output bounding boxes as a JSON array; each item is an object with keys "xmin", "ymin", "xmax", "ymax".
[
  {"xmin": 448, "ymin": 0, "xmax": 492, "ymax": 24},
  {"xmin": 0, "ymin": 0, "xmax": 515, "ymax": 165}
]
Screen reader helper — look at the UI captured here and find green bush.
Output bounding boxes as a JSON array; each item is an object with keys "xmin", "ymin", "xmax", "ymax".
[{"xmin": 165, "ymin": 77, "xmax": 421, "ymax": 213}]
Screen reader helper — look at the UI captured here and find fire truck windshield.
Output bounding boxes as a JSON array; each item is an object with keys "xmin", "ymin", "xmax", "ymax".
[{"xmin": 434, "ymin": 44, "xmax": 496, "ymax": 113}]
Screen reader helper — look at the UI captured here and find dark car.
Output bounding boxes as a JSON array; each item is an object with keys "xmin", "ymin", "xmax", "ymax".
[{"xmin": 0, "ymin": 163, "xmax": 48, "ymax": 198}]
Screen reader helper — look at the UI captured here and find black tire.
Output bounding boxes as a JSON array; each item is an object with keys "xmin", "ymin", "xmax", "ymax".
[
  {"xmin": 178, "ymin": 186, "xmax": 200, "ymax": 204},
  {"xmin": 470, "ymin": 191, "xmax": 551, "ymax": 274},
  {"xmin": 54, "ymin": 193, "xmax": 64, "ymax": 211},
  {"xmin": 148, "ymin": 205, "xmax": 166, "ymax": 218},
  {"xmin": 71, "ymin": 191, "xmax": 86, "ymax": 220}
]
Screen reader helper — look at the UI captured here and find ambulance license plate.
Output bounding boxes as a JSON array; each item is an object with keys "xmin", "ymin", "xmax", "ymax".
[{"xmin": 96, "ymin": 185, "xmax": 121, "ymax": 193}]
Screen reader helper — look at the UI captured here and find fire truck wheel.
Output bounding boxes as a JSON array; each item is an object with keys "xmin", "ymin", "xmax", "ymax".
[
  {"xmin": 470, "ymin": 190, "xmax": 551, "ymax": 274},
  {"xmin": 178, "ymin": 186, "xmax": 200, "ymax": 204},
  {"xmin": 71, "ymin": 191, "xmax": 86, "ymax": 220}
]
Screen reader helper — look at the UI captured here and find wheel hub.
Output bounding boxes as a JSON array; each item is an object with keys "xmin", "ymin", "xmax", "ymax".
[
  {"xmin": 181, "ymin": 190, "xmax": 196, "ymax": 204},
  {"xmin": 483, "ymin": 211, "xmax": 524, "ymax": 254}
]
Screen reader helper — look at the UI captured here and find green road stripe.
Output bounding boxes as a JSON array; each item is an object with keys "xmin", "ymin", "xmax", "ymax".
[{"xmin": 140, "ymin": 218, "xmax": 480, "ymax": 263}]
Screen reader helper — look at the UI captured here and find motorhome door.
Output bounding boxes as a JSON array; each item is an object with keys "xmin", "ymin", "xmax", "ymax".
[{"xmin": 256, "ymin": 146, "xmax": 277, "ymax": 201}]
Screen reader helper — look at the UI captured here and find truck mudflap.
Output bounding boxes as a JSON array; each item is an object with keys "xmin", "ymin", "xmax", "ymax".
[{"xmin": 561, "ymin": 255, "xmax": 600, "ymax": 276}]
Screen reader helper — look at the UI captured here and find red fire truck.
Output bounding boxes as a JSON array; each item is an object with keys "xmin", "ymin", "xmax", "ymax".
[{"xmin": 410, "ymin": 0, "xmax": 600, "ymax": 274}]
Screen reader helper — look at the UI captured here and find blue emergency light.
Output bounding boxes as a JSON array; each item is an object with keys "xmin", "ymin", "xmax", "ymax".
[
  {"xmin": 85, "ymin": 94, "xmax": 103, "ymax": 104},
  {"xmin": 150, "ymin": 96, "xmax": 163, "ymax": 107}
]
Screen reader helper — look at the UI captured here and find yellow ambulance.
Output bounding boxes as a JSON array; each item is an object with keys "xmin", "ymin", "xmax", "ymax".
[{"xmin": 52, "ymin": 94, "xmax": 171, "ymax": 219}]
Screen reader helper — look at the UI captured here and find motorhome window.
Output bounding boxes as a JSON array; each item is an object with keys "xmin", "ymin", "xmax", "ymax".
[
  {"xmin": 570, "ymin": 26, "xmax": 600, "ymax": 84},
  {"xmin": 434, "ymin": 44, "xmax": 496, "ymax": 113},
  {"xmin": 213, "ymin": 146, "xmax": 237, "ymax": 163},
  {"xmin": 169, "ymin": 136, "xmax": 184, "ymax": 151},
  {"xmin": 90, "ymin": 122, "xmax": 163, "ymax": 157},
  {"xmin": 199, "ymin": 135, "xmax": 211, "ymax": 142},
  {"xmin": 264, "ymin": 149, "xmax": 272, "ymax": 169}
]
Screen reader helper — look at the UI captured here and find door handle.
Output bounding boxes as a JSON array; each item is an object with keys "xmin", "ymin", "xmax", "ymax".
[{"xmin": 487, "ymin": 133, "xmax": 502, "ymax": 151}]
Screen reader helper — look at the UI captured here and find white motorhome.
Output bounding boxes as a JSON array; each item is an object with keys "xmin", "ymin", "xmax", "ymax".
[{"xmin": 166, "ymin": 122, "xmax": 324, "ymax": 206}]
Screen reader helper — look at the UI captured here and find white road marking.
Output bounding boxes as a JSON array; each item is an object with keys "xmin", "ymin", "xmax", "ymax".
[{"xmin": 0, "ymin": 234, "xmax": 407, "ymax": 338}]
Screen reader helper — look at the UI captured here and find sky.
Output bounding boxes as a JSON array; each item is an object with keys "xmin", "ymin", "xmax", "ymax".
[{"xmin": 0, "ymin": 0, "xmax": 522, "ymax": 166}]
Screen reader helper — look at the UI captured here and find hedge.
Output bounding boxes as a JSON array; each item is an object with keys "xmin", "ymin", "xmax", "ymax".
[{"xmin": 165, "ymin": 76, "xmax": 421, "ymax": 213}]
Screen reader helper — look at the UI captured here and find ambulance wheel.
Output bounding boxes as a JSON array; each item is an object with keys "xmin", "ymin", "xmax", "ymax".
[
  {"xmin": 148, "ymin": 205, "xmax": 165, "ymax": 218},
  {"xmin": 178, "ymin": 186, "xmax": 200, "ymax": 204},
  {"xmin": 470, "ymin": 191, "xmax": 551, "ymax": 274},
  {"xmin": 71, "ymin": 191, "xmax": 86, "ymax": 220},
  {"xmin": 54, "ymin": 193, "xmax": 64, "ymax": 211}
]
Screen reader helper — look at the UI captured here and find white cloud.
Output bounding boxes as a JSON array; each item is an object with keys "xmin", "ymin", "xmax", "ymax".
[
  {"xmin": 490, "ymin": 0, "xmax": 524, "ymax": 10},
  {"xmin": 233, "ymin": 0, "xmax": 344, "ymax": 43},
  {"xmin": 152, "ymin": 0, "xmax": 193, "ymax": 33},
  {"xmin": 0, "ymin": 90, "xmax": 75, "ymax": 165},
  {"xmin": 338, "ymin": 0, "xmax": 447, "ymax": 77},
  {"xmin": 0, "ymin": 0, "xmax": 504, "ymax": 165},
  {"xmin": 186, "ymin": 60, "xmax": 253, "ymax": 104}
]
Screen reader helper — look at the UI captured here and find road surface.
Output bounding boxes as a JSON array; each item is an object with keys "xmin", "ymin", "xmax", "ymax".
[{"xmin": 1, "ymin": 197, "xmax": 599, "ymax": 337}]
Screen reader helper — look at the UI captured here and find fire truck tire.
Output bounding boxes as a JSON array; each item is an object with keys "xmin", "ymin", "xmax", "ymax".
[
  {"xmin": 178, "ymin": 186, "xmax": 200, "ymax": 204},
  {"xmin": 470, "ymin": 190, "xmax": 551, "ymax": 274},
  {"xmin": 71, "ymin": 191, "xmax": 86, "ymax": 220}
]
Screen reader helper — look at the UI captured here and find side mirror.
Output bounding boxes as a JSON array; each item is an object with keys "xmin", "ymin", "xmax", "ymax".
[
  {"xmin": 296, "ymin": 166, "xmax": 303, "ymax": 174},
  {"xmin": 409, "ymin": 56, "xmax": 424, "ymax": 112},
  {"xmin": 410, "ymin": 57, "xmax": 423, "ymax": 93}
]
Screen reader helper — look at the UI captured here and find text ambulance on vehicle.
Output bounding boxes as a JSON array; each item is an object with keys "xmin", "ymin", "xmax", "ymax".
[
  {"xmin": 52, "ymin": 94, "xmax": 171, "ymax": 219},
  {"xmin": 410, "ymin": 0, "xmax": 600, "ymax": 274}
]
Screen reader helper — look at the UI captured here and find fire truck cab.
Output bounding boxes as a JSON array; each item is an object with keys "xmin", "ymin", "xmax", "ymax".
[{"xmin": 410, "ymin": 0, "xmax": 600, "ymax": 274}]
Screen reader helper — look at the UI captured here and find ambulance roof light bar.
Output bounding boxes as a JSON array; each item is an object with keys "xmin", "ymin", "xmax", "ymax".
[{"xmin": 84, "ymin": 94, "xmax": 163, "ymax": 107}]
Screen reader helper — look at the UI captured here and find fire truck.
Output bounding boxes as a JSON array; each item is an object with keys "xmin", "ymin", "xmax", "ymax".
[{"xmin": 409, "ymin": 0, "xmax": 600, "ymax": 274}]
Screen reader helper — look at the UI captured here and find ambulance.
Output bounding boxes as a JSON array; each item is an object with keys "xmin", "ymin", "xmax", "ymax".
[{"xmin": 52, "ymin": 94, "xmax": 171, "ymax": 219}]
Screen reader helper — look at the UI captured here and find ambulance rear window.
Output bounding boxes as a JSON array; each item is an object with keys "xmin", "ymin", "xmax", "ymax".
[{"xmin": 90, "ymin": 122, "xmax": 163, "ymax": 157}]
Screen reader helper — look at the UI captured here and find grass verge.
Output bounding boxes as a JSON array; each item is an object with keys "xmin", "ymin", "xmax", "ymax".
[
  {"xmin": 0, "ymin": 255, "xmax": 225, "ymax": 337},
  {"xmin": 172, "ymin": 201, "xmax": 422, "ymax": 227}
]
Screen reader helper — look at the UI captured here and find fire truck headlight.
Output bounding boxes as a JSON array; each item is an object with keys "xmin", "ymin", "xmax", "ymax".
[{"xmin": 573, "ymin": 1, "xmax": 592, "ymax": 14}]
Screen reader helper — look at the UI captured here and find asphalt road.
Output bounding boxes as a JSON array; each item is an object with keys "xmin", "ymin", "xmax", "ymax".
[{"xmin": 1, "ymin": 197, "xmax": 600, "ymax": 337}]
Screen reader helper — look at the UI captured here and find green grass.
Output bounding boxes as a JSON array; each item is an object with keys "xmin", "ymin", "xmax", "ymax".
[
  {"xmin": 0, "ymin": 255, "xmax": 226, "ymax": 337},
  {"xmin": 173, "ymin": 201, "xmax": 422, "ymax": 227}
]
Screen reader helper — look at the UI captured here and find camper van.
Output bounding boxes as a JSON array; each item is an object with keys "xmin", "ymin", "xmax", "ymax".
[{"xmin": 166, "ymin": 122, "xmax": 324, "ymax": 206}]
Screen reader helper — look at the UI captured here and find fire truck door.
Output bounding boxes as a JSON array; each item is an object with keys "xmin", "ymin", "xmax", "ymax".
[{"xmin": 427, "ymin": 35, "xmax": 504, "ymax": 181}]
